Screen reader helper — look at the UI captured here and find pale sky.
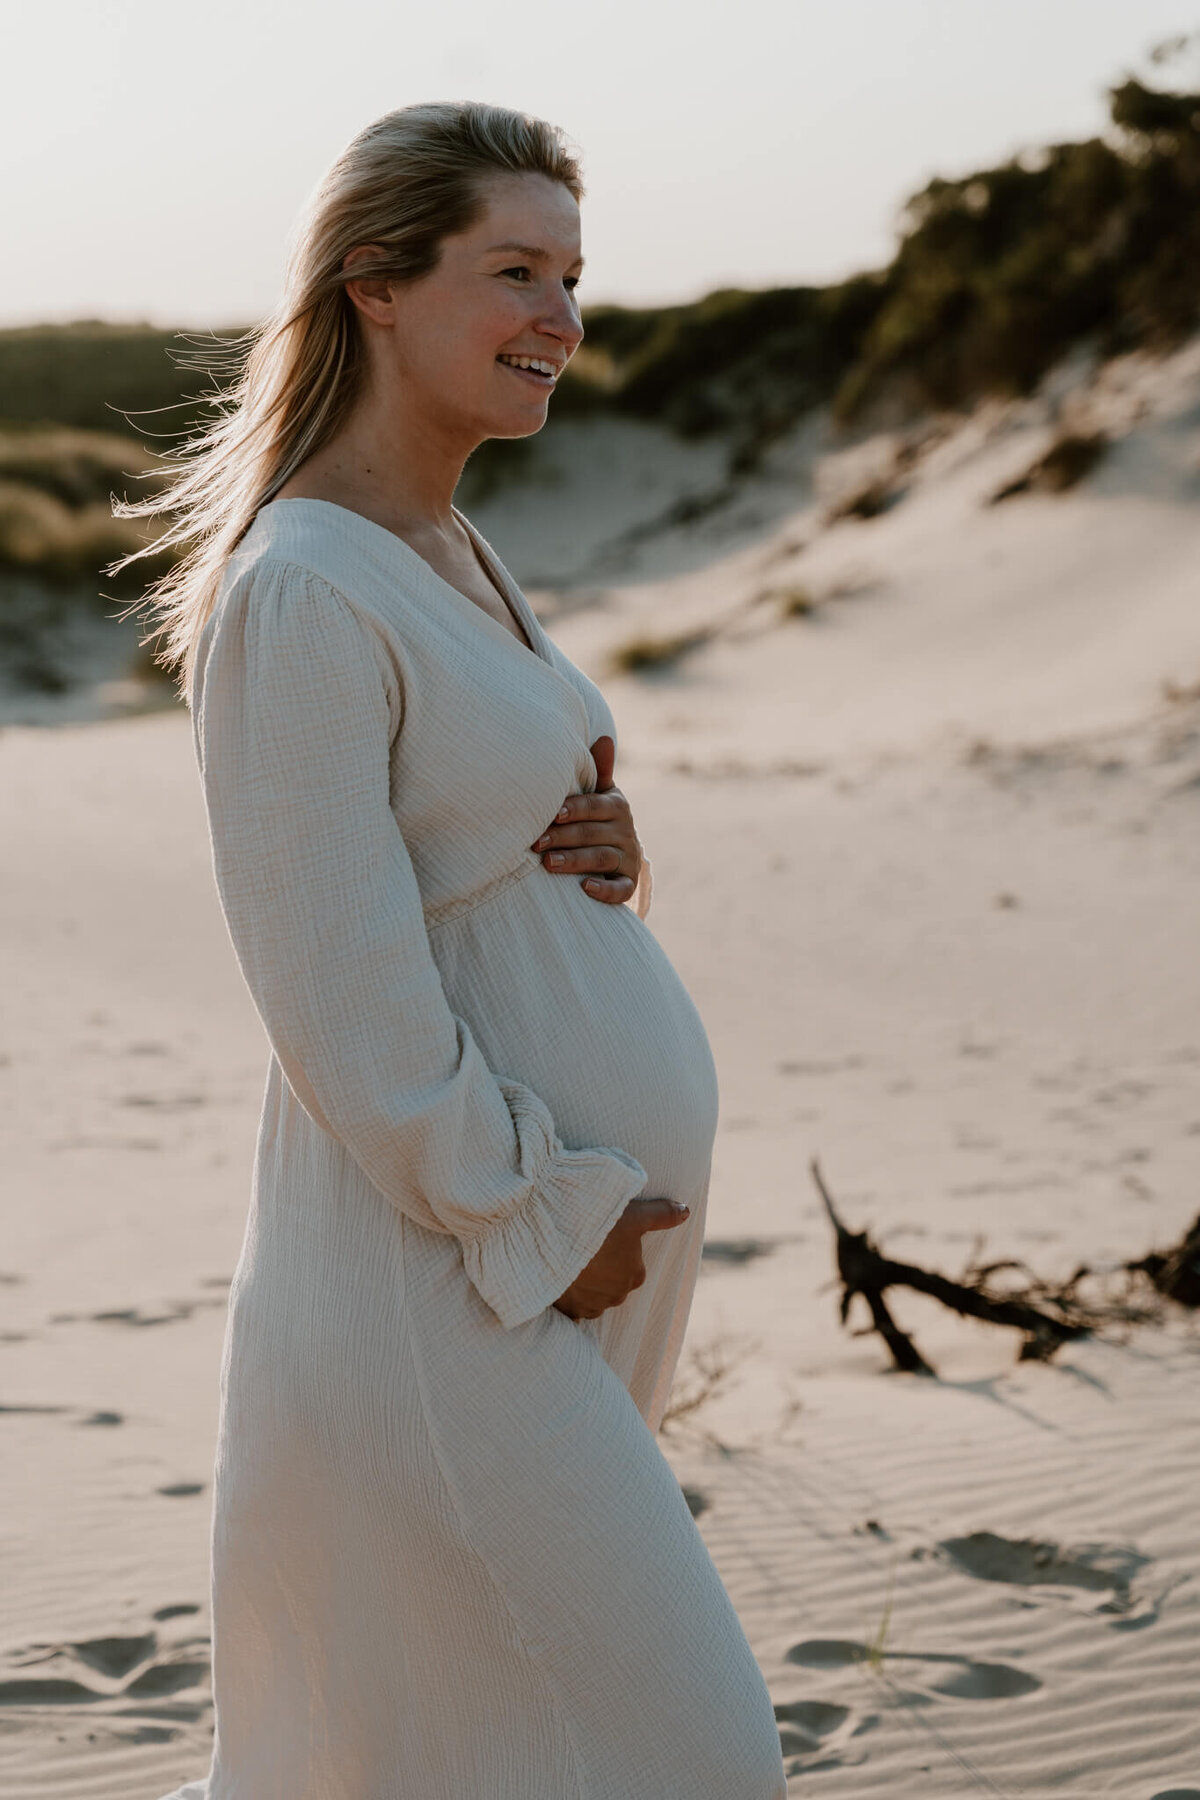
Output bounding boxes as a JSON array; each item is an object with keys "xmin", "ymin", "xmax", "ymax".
[{"xmin": 3, "ymin": 0, "xmax": 1196, "ymax": 328}]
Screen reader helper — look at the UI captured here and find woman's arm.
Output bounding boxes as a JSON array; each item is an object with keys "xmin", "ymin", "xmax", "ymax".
[{"xmin": 192, "ymin": 559, "xmax": 648, "ymax": 1329}]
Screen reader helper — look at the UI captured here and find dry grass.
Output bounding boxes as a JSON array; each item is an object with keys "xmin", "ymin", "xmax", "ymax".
[
  {"xmin": 0, "ymin": 425, "xmax": 162, "ymax": 507},
  {"xmin": 609, "ymin": 627, "xmax": 713, "ymax": 676},
  {"xmin": 824, "ymin": 476, "xmax": 906, "ymax": 524},
  {"xmin": 0, "ymin": 481, "xmax": 165, "ymax": 592},
  {"xmin": 989, "ymin": 431, "xmax": 1109, "ymax": 504},
  {"xmin": 0, "ymin": 427, "xmax": 175, "ymax": 598},
  {"xmin": 659, "ymin": 1334, "xmax": 746, "ymax": 1435},
  {"xmin": 776, "ymin": 584, "xmax": 818, "ymax": 618}
]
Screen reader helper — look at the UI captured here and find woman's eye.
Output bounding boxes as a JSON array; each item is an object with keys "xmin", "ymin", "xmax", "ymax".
[{"xmin": 500, "ymin": 267, "xmax": 580, "ymax": 291}]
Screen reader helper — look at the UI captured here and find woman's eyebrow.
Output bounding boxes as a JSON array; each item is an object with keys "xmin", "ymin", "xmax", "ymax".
[{"xmin": 485, "ymin": 240, "xmax": 585, "ymax": 268}]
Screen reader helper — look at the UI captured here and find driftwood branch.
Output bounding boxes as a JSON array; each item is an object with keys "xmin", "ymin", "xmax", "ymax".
[
  {"xmin": 811, "ymin": 1159, "xmax": 1197, "ymax": 1376},
  {"xmin": 1126, "ymin": 1214, "xmax": 1200, "ymax": 1308}
]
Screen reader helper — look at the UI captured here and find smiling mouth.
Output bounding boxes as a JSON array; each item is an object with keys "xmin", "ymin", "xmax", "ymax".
[{"xmin": 495, "ymin": 356, "xmax": 558, "ymax": 387}]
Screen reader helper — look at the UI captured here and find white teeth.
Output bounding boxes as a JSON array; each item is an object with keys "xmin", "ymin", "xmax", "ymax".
[{"xmin": 499, "ymin": 354, "xmax": 556, "ymax": 377}]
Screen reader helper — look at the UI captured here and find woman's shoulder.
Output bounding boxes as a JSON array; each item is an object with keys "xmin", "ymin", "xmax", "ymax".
[
  {"xmin": 196, "ymin": 511, "xmax": 405, "ymax": 738},
  {"xmin": 204, "ymin": 503, "xmax": 411, "ymax": 681},
  {"xmin": 229, "ymin": 500, "xmax": 388, "ymax": 606},
  {"xmin": 218, "ymin": 498, "xmax": 442, "ymax": 652}
]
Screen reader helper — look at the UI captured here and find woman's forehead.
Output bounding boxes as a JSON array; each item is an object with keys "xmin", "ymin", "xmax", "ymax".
[{"xmin": 468, "ymin": 173, "xmax": 582, "ymax": 258}]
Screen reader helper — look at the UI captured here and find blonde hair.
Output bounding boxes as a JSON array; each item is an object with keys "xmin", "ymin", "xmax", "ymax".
[{"xmin": 114, "ymin": 101, "xmax": 584, "ymax": 695}]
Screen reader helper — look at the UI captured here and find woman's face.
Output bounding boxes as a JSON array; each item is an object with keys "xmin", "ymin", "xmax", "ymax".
[{"xmin": 378, "ymin": 170, "xmax": 585, "ymax": 444}]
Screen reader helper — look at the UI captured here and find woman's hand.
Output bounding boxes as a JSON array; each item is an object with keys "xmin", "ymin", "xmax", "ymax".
[
  {"xmin": 531, "ymin": 735, "xmax": 643, "ymax": 905},
  {"xmin": 553, "ymin": 1197, "xmax": 691, "ymax": 1321}
]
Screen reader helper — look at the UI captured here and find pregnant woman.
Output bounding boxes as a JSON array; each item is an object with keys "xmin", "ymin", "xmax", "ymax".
[{"xmin": 140, "ymin": 100, "xmax": 785, "ymax": 1799}]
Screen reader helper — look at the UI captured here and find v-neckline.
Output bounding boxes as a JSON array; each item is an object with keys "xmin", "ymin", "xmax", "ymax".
[
  {"xmin": 264, "ymin": 496, "xmax": 550, "ymax": 670},
  {"xmin": 454, "ymin": 509, "xmax": 541, "ymax": 660}
]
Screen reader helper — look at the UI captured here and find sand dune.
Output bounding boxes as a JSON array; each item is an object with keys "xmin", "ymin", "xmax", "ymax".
[
  {"xmin": 474, "ymin": 337, "xmax": 1200, "ymax": 774},
  {"xmin": 2, "ymin": 335, "xmax": 1199, "ymax": 1796}
]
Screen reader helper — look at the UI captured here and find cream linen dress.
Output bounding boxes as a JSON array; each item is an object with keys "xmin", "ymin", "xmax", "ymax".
[{"xmin": 162, "ymin": 498, "xmax": 786, "ymax": 1800}]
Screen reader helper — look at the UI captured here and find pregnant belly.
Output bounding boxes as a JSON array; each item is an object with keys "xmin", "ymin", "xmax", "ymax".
[{"xmin": 428, "ymin": 870, "xmax": 719, "ymax": 1201}]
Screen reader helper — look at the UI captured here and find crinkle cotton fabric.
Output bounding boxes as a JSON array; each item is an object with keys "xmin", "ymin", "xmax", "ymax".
[{"xmin": 160, "ymin": 498, "xmax": 786, "ymax": 1800}]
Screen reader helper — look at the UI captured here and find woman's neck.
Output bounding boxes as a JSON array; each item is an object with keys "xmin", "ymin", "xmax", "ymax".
[{"xmin": 278, "ymin": 385, "xmax": 474, "ymax": 539}]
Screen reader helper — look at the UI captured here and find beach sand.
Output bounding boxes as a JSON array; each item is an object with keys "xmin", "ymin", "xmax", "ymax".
[{"xmin": 2, "ymin": 337, "xmax": 1199, "ymax": 1797}]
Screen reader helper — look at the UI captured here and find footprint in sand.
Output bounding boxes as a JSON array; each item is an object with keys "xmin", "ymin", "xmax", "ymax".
[
  {"xmin": 773, "ymin": 1697, "xmax": 876, "ymax": 1775},
  {"xmin": 117, "ymin": 1090, "xmax": 209, "ymax": 1113},
  {"xmin": 681, "ymin": 1487, "xmax": 710, "ymax": 1519},
  {"xmin": 777, "ymin": 1055, "xmax": 866, "ymax": 1076},
  {"xmin": 0, "ymin": 1628, "xmax": 210, "ymax": 1715},
  {"xmin": 157, "ymin": 1481, "xmax": 205, "ymax": 1498},
  {"xmin": 73, "ymin": 1634, "xmax": 158, "ymax": 1679},
  {"xmin": 123, "ymin": 1656, "xmax": 211, "ymax": 1698},
  {"xmin": 0, "ymin": 1673, "xmax": 101, "ymax": 1704},
  {"xmin": 937, "ymin": 1530, "xmax": 1152, "ymax": 1619},
  {"xmin": 53, "ymin": 1294, "xmax": 224, "ymax": 1330},
  {"xmin": 700, "ymin": 1238, "xmax": 777, "ymax": 1269},
  {"xmin": 0, "ymin": 1632, "xmax": 159, "ymax": 1704},
  {"xmin": 48, "ymin": 1133, "xmax": 166, "ymax": 1152},
  {"xmin": 0, "ymin": 1404, "xmax": 123, "ymax": 1426},
  {"xmin": 1148, "ymin": 1791, "xmax": 1200, "ymax": 1799},
  {"xmin": 774, "ymin": 1698, "xmax": 853, "ymax": 1752},
  {"xmin": 87, "ymin": 1303, "xmax": 195, "ymax": 1327},
  {"xmin": 785, "ymin": 1637, "xmax": 1041, "ymax": 1701},
  {"xmin": 101, "ymin": 1722, "xmax": 181, "ymax": 1745}
]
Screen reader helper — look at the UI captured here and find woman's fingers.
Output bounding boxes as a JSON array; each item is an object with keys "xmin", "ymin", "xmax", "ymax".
[
  {"xmin": 531, "ymin": 799, "xmax": 628, "ymax": 848},
  {"xmin": 534, "ymin": 818, "xmax": 629, "ymax": 848},
  {"xmin": 627, "ymin": 1197, "xmax": 691, "ymax": 1232},
  {"xmin": 582, "ymin": 874, "xmax": 635, "ymax": 904},
  {"xmin": 533, "ymin": 811, "xmax": 639, "ymax": 880},
  {"xmin": 540, "ymin": 787, "xmax": 630, "ymax": 829},
  {"xmin": 590, "ymin": 734, "xmax": 616, "ymax": 790},
  {"xmin": 547, "ymin": 844, "xmax": 624, "ymax": 874},
  {"xmin": 532, "ymin": 779, "xmax": 645, "ymax": 906},
  {"xmin": 553, "ymin": 1197, "xmax": 690, "ymax": 1320},
  {"xmin": 540, "ymin": 844, "xmax": 627, "ymax": 875}
]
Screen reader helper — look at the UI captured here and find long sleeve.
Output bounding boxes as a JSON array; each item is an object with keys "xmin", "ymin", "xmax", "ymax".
[{"xmin": 191, "ymin": 559, "xmax": 647, "ymax": 1329}]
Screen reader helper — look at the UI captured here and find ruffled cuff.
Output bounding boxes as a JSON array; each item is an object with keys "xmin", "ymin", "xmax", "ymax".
[
  {"xmin": 459, "ymin": 1079, "xmax": 648, "ymax": 1329},
  {"xmin": 629, "ymin": 852, "xmax": 654, "ymax": 921}
]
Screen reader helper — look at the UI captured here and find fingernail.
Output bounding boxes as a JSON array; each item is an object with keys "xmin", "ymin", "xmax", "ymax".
[
  {"xmin": 534, "ymin": 835, "xmax": 550, "ymax": 849},
  {"xmin": 557, "ymin": 805, "xmax": 569, "ymax": 819},
  {"xmin": 548, "ymin": 853, "xmax": 564, "ymax": 868}
]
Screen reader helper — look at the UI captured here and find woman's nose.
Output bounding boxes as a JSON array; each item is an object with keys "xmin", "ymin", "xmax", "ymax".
[{"xmin": 540, "ymin": 290, "xmax": 584, "ymax": 356}]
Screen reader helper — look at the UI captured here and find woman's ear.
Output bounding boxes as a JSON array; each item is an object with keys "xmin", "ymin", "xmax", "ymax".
[{"xmin": 342, "ymin": 245, "xmax": 396, "ymax": 324}]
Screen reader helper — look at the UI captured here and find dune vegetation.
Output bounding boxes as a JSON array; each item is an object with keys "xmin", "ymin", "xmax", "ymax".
[{"xmin": 1, "ymin": 69, "xmax": 1198, "ymax": 702}]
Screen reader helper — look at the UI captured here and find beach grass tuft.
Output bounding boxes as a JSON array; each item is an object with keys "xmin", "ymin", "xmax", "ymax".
[{"xmin": 609, "ymin": 628, "xmax": 713, "ymax": 676}]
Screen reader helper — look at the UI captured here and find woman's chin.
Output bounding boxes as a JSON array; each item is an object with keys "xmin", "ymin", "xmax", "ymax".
[{"xmin": 483, "ymin": 405, "xmax": 552, "ymax": 441}]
